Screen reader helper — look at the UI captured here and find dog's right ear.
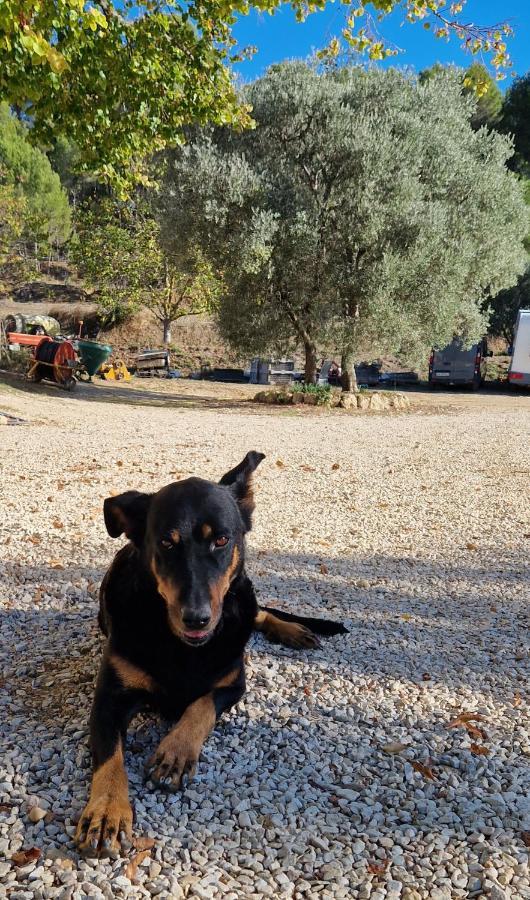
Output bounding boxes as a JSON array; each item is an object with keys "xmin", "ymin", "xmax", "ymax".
[{"xmin": 103, "ymin": 491, "xmax": 153, "ymax": 545}]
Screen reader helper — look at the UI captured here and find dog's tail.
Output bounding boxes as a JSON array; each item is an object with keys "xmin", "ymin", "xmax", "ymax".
[{"xmin": 259, "ymin": 606, "xmax": 348, "ymax": 636}]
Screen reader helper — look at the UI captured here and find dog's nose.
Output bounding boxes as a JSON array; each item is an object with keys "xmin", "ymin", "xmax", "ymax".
[{"xmin": 182, "ymin": 610, "xmax": 211, "ymax": 630}]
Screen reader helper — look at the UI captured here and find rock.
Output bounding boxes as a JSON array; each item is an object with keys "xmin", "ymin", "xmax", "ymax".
[{"xmin": 27, "ymin": 808, "xmax": 47, "ymax": 823}]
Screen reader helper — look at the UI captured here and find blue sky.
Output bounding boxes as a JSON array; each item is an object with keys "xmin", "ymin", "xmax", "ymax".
[{"xmin": 233, "ymin": 0, "xmax": 530, "ymax": 84}]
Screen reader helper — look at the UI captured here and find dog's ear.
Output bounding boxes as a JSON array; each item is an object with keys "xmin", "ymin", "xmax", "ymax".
[
  {"xmin": 103, "ymin": 491, "xmax": 153, "ymax": 545},
  {"xmin": 219, "ymin": 451, "xmax": 266, "ymax": 530}
]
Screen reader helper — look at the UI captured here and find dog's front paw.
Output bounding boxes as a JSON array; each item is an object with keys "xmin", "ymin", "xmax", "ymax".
[
  {"xmin": 146, "ymin": 727, "xmax": 202, "ymax": 791},
  {"xmin": 75, "ymin": 795, "xmax": 133, "ymax": 857}
]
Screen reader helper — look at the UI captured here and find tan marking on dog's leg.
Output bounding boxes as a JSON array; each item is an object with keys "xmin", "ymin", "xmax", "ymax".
[
  {"xmin": 75, "ymin": 743, "xmax": 132, "ymax": 856},
  {"xmin": 108, "ymin": 653, "xmax": 158, "ymax": 693}
]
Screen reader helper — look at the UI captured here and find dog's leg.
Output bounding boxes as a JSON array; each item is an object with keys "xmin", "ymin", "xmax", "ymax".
[
  {"xmin": 146, "ymin": 667, "xmax": 244, "ymax": 791},
  {"xmin": 76, "ymin": 658, "xmax": 146, "ymax": 856},
  {"xmin": 254, "ymin": 609, "xmax": 321, "ymax": 649}
]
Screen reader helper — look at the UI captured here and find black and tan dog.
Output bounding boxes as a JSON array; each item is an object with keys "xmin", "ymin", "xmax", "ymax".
[{"xmin": 75, "ymin": 451, "xmax": 346, "ymax": 855}]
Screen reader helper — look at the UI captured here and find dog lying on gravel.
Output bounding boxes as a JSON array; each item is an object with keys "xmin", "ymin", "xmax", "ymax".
[{"xmin": 75, "ymin": 451, "xmax": 347, "ymax": 856}]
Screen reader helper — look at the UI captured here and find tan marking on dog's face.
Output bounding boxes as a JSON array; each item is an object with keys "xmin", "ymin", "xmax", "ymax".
[
  {"xmin": 201, "ymin": 523, "xmax": 213, "ymax": 540},
  {"xmin": 151, "ymin": 559, "xmax": 185, "ymax": 637},
  {"xmin": 170, "ymin": 529, "xmax": 180, "ymax": 544},
  {"xmin": 109, "ymin": 653, "xmax": 157, "ymax": 693},
  {"xmin": 209, "ymin": 545, "xmax": 240, "ymax": 623}
]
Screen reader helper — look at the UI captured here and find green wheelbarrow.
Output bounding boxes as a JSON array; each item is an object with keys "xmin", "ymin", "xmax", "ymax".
[{"xmin": 76, "ymin": 339, "xmax": 112, "ymax": 382}]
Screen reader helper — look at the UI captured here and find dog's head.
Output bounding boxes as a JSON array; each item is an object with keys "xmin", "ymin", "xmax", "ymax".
[{"xmin": 103, "ymin": 451, "xmax": 265, "ymax": 646}]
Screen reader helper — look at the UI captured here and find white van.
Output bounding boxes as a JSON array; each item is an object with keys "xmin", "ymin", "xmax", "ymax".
[{"xmin": 508, "ymin": 309, "xmax": 530, "ymax": 387}]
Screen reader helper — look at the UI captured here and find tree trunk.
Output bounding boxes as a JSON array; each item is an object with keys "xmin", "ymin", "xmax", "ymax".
[
  {"xmin": 162, "ymin": 319, "xmax": 171, "ymax": 346},
  {"xmin": 341, "ymin": 343, "xmax": 358, "ymax": 393},
  {"xmin": 304, "ymin": 340, "xmax": 317, "ymax": 384}
]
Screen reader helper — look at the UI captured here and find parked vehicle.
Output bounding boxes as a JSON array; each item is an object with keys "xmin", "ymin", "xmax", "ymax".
[
  {"xmin": 508, "ymin": 309, "xmax": 530, "ymax": 387},
  {"xmin": 428, "ymin": 337, "xmax": 491, "ymax": 390}
]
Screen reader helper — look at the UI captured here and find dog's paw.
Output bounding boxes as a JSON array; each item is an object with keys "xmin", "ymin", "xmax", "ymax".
[
  {"xmin": 146, "ymin": 728, "xmax": 202, "ymax": 792},
  {"xmin": 75, "ymin": 796, "xmax": 133, "ymax": 857},
  {"xmin": 269, "ymin": 620, "xmax": 321, "ymax": 649}
]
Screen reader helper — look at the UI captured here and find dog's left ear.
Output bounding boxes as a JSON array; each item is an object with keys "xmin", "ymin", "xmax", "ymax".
[
  {"xmin": 103, "ymin": 490, "xmax": 153, "ymax": 545},
  {"xmin": 219, "ymin": 451, "xmax": 266, "ymax": 530}
]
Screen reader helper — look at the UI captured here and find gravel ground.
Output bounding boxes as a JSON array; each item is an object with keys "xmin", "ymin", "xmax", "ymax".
[{"xmin": 0, "ymin": 379, "xmax": 529, "ymax": 900}]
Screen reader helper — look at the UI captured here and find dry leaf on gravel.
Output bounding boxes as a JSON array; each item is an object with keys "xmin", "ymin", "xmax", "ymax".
[
  {"xmin": 125, "ymin": 849, "xmax": 151, "ymax": 880},
  {"xmin": 513, "ymin": 692, "xmax": 522, "ymax": 706},
  {"xmin": 0, "ymin": 803, "xmax": 13, "ymax": 812},
  {"xmin": 422, "ymin": 673, "xmax": 431, "ymax": 681},
  {"xmin": 275, "ymin": 459, "xmax": 285, "ymax": 468},
  {"xmin": 300, "ymin": 465, "xmax": 316, "ymax": 472},
  {"xmin": 52, "ymin": 520, "xmax": 64, "ymax": 529},
  {"xmin": 381, "ymin": 742, "xmax": 409, "ymax": 754},
  {"xmin": 11, "ymin": 848, "xmax": 41, "ymax": 866},
  {"xmin": 131, "ymin": 836, "xmax": 156, "ymax": 851},
  {"xmin": 521, "ymin": 832, "xmax": 530, "ymax": 847},
  {"xmin": 48, "ymin": 559, "xmax": 65, "ymax": 569},
  {"xmin": 28, "ymin": 535, "xmax": 42, "ymax": 544},
  {"xmin": 466, "ymin": 542, "xmax": 478, "ymax": 551},
  {"xmin": 319, "ymin": 563, "xmax": 329, "ymax": 575},
  {"xmin": 446, "ymin": 711, "xmax": 485, "ymax": 728},
  {"xmin": 331, "ymin": 463, "xmax": 340, "ymax": 470},
  {"xmin": 464, "ymin": 721, "xmax": 487, "ymax": 740},
  {"xmin": 469, "ymin": 743, "xmax": 489, "ymax": 756},
  {"xmin": 411, "ymin": 761, "xmax": 437, "ymax": 780},
  {"xmin": 367, "ymin": 859, "xmax": 389, "ymax": 875}
]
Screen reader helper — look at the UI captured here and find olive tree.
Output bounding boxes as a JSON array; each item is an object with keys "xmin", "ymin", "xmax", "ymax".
[{"xmin": 160, "ymin": 64, "xmax": 528, "ymax": 388}]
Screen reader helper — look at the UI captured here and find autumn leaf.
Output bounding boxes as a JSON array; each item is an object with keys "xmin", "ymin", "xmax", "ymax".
[
  {"xmin": 466, "ymin": 542, "xmax": 478, "ymax": 551},
  {"xmin": 469, "ymin": 743, "xmax": 489, "ymax": 756},
  {"xmin": 464, "ymin": 721, "xmax": 487, "ymax": 741},
  {"xmin": 513, "ymin": 692, "xmax": 522, "ymax": 707},
  {"xmin": 300, "ymin": 464, "xmax": 316, "ymax": 472},
  {"xmin": 367, "ymin": 858, "xmax": 389, "ymax": 875},
  {"xmin": 331, "ymin": 463, "xmax": 340, "ymax": 470},
  {"xmin": 11, "ymin": 847, "xmax": 41, "ymax": 866},
  {"xmin": 125, "ymin": 849, "xmax": 151, "ymax": 879},
  {"xmin": 52, "ymin": 520, "xmax": 64, "ymax": 529},
  {"xmin": 48, "ymin": 559, "xmax": 64, "ymax": 569},
  {"xmin": 446, "ymin": 711, "xmax": 484, "ymax": 728},
  {"xmin": 28, "ymin": 534, "xmax": 42, "ymax": 544},
  {"xmin": 319, "ymin": 563, "xmax": 329, "ymax": 575},
  {"xmin": 275, "ymin": 459, "xmax": 285, "ymax": 468},
  {"xmin": 303, "ymin": 685, "xmax": 311, "ymax": 696},
  {"xmin": 131, "ymin": 836, "xmax": 156, "ymax": 851},
  {"xmin": 411, "ymin": 761, "xmax": 437, "ymax": 780}
]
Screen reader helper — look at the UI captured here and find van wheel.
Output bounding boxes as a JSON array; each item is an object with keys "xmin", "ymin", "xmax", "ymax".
[
  {"xmin": 471, "ymin": 374, "xmax": 482, "ymax": 391},
  {"xmin": 428, "ymin": 380, "xmax": 438, "ymax": 391}
]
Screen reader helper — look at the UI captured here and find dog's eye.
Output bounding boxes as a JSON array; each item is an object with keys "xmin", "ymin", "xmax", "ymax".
[
  {"xmin": 160, "ymin": 539, "xmax": 173, "ymax": 550},
  {"xmin": 213, "ymin": 536, "xmax": 229, "ymax": 548}
]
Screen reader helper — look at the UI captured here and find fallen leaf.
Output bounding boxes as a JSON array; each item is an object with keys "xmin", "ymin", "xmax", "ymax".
[
  {"xmin": 48, "ymin": 559, "xmax": 64, "ymax": 570},
  {"xmin": 319, "ymin": 563, "xmax": 329, "ymax": 575},
  {"xmin": 52, "ymin": 520, "xmax": 64, "ymax": 529},
  {"xmin": 125, "ymin": 849, "xmax": 151, "ymax": 880},
  {"xmin": 513, "ymin": 692, "xmax": 522, "ymax": 707},
  {"xmin": 275, "ymin": 459, "xmax": 285, "ymax": 468},
  {"xmin": 34, "ymin": 589, "xmax": 43, "ymax": 603},
  {"xmin": 56, "ymin": 481, "xmax": 65, "ymax": 490},
  {"xmin": 116, "ymin": 460, "xmax": 124, "ymax": 467},
  {"xmin": 303, "ymin": 686, "xmax": 311, "ymax": 696},
  {"xmin": 131, "ymin": 836, "xmax": 156, "ymax": 851},
  {"xmin": 28, "ymin": 534, "xmax": 41, "ymax": 544},
  {"xmin": 291, "ymin": 527, "xmax": 300, "ymax": 535},
  {"xmin": 300, "ymin": 464, "xmax": 316, "ymax": 472},
  {"xmin": 401, "ymin": 613, "xmax": 412, "ymax": 622},
  {"xmin": 367, "ymin": 858, "xmax": 389, "ymax": 875},
  {"xmin": 464, "ymin": 721, "xmax": 487, "ymax": 741},
  {"xmin": 469, "ymin": 743, "xmax": 489, "ymax": 756},
  {"xmin": 521, "ymin": 832, "xmax": 530, "ymax": 847},
  {"xmin": 0, "ymin": 802, "xmax": 13, "ymax": 812},
  {"xmin": 11, "ymin": 847, "xmax": 41, "ymax": 866},
  {"xmin": 381, "ymin": 742, "xmax": 409, "ymax": 754},
  {"xmin": 422, "ymin": 673, "xmax": 431, "ymax": 681},
  {"xmin": 411, "ymin": 761, "xmax": 437, "ymax": 780},
  {"xmin": 331, "ymin": 463, "xmax": 340, "ymax": 470},
  {"xmin": 466, "ymin": 542, "xmax": 478, "ymax": 551},
  {"xmin": 446, "ymin": 711, "xmax": 484, "ymax": 728}
]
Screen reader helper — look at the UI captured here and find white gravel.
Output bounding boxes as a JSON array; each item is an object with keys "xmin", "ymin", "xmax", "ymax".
[{"xmin": 0, "ymin": 380, "xmax": 529, "ymax": 900}]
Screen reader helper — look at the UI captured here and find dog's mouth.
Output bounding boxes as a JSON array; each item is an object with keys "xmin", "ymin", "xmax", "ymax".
[{"xmin": 180, "ymin": 628, "xmax": 213, "ymax": 646}]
